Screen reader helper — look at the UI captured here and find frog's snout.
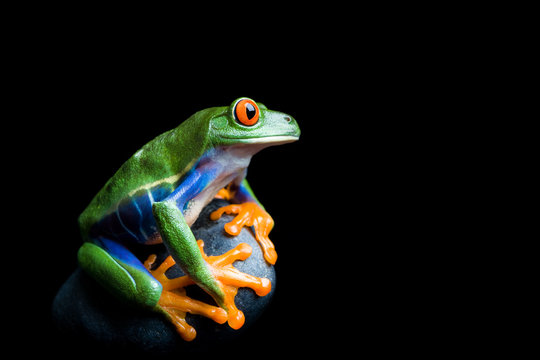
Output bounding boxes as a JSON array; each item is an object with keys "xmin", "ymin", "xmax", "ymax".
[{"xmin": 281, "ymin": 113, "xmax": 301, "ymax": 139}]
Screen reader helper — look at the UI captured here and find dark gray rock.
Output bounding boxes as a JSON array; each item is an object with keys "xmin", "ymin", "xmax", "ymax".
[{"xmin": 52, "ymin": 199, "xmax": 275, "ymax": 354}]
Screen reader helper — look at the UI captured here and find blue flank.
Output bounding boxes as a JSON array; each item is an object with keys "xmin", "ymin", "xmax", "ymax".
[{"xmin": 89, "ymin": 148, "xmax": 221, "ymax": 246}]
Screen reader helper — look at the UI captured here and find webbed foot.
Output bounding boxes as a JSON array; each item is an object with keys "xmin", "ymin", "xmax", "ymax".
[
  {"xmin": 210, "ymin": 202, "xmax": 277, "ymax": 265},
  {"xmin": 144, "ymin": 254, "xmax": 227, "ymax": 341},
  {"xmin": 145, "ymin": 240, "xmax": 271, "ymax": 340}
]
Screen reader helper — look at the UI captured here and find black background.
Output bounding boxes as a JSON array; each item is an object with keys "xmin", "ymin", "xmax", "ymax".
[
  {"xmin": 8, "ymin": 5, "xmax": 526, "ymax": 357},
  {"xmin": 7, "ymin": 23, "xmax": 457, "ymax": 357}
]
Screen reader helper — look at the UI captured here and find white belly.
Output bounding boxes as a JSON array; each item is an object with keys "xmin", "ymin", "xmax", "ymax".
[
  {"xmin": 182, "ymin": 145, "xmax": 257, "ymax": 226},
  {"xmin": 183, "ymin": 172, "xmax": 239, "ymax": 226}
]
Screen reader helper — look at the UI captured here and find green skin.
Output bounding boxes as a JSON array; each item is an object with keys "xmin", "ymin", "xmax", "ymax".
[{"xmin": 77, "ymin": 97, "xmax": 300, "ymax": 312}]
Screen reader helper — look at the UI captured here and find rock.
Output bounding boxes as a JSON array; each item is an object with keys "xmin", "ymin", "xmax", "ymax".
[{"xmin": 52, "ymin": 199, "xmax": 276, "ymax": 354}]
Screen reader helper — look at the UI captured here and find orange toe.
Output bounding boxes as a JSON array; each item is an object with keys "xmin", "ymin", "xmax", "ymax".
[
  {"xmin": 210, "ymin": 202, "xmax": 278, "ymax": 265},
  {"xmin": 144, "ymin": 238, "xmax": 273, "ymax": 340}
]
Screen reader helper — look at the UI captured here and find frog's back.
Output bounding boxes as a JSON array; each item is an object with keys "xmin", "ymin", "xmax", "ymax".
[{"xmin": 78, "ymin": 110, "xmax": 215, "ymax": 241}]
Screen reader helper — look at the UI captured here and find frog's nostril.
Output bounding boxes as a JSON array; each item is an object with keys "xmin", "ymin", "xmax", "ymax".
[{"xmin": 284, "ymin": 116, "xmax": 291, "ymax": 122}]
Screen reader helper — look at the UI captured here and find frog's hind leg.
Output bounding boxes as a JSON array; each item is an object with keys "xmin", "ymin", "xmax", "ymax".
[
  {"xmin": 145, "ymin": 240, "xmax": 271, "ymax": 333},
  {"xmin": 77, "ymin": 238, "xmax": 163, "ymax": 309},
  {"xmin": 78, "ymin": 237, "xmax": 228, "ymax": 341}
]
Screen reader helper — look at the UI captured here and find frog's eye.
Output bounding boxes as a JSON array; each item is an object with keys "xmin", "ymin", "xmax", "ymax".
[{"xmin": 234, "ymin": 98, "xmax": 259, "ymax": 126}]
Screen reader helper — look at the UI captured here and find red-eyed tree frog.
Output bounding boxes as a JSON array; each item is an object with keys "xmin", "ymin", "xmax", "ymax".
[{"xmin": 77, "ymin": 97, "xmax": 300, "ymax": 341}]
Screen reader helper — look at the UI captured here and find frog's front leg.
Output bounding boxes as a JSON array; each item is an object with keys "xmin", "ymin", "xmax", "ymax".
[
  {"xmin": 151, "ymin": 166, "xmax": 268, "ymax": 324},
  {"xmin": 211, "ymin": 178, "xmax": 277, "ymax": 265},
  {"xmin": 151, "ymin": 166, "xmax": 228, "ymax": 309}
]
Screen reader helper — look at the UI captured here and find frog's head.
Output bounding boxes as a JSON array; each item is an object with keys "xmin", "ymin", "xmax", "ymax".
[{"xmin": 208, "ymin": 97, "xmax": 300, "ymax": 148}]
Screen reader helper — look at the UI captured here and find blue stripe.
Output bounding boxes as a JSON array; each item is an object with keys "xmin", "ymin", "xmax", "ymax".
[
  {"xmin": 115, "ymin": 208, "xmax": 139, "ymax": 243},
  {"xmin": 89, "ymin": 147, "xmax": 223, "ymax": 245},
  {"xmin": 131, "ymin": 198, "xmax": 148, "ymax": 241}
]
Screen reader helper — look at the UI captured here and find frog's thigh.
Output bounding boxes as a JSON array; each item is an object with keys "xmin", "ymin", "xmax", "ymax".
[{"xmin": 78, "ymin": 238, "xmax": 162, "ymax": 309}]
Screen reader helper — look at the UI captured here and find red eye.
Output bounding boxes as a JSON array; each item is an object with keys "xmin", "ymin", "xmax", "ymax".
[{"xmin": 234, "ymin": 99, "xmax": 259, "ymax": 126}]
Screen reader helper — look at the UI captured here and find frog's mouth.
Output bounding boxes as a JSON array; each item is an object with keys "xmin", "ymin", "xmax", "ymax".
[
  {"xmin": 237, "ymin": 135, "xmax": 299, "ymax": 145},
  {"xmin": 217, "ymin": 135, "xmax": 298, "ymax": 153}
]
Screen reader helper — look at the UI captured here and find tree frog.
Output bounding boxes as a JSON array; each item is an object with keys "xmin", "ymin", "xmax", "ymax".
[{"xmin": 77, "ymin": 97, "xmax": 300, "ymax": 341}]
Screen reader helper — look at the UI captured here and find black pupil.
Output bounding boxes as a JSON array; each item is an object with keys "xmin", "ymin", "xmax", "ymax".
[{"xmin": 245, "ymin": 103, "xmax": 256, "ymax": 119}]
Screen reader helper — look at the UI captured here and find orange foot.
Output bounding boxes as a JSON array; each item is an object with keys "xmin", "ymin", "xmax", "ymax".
[
  {"xmin": 210, "ymin": 202, "xmax": 277, "ymax": 265},
  {"xmin": 144, "ymin": 240, "xmax": 271, "ymax": 341}
]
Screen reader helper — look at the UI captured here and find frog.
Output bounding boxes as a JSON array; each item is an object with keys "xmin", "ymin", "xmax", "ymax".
[{"xmin": 77, "ymin": 97, "xmax": 300, "ymax": 341}]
